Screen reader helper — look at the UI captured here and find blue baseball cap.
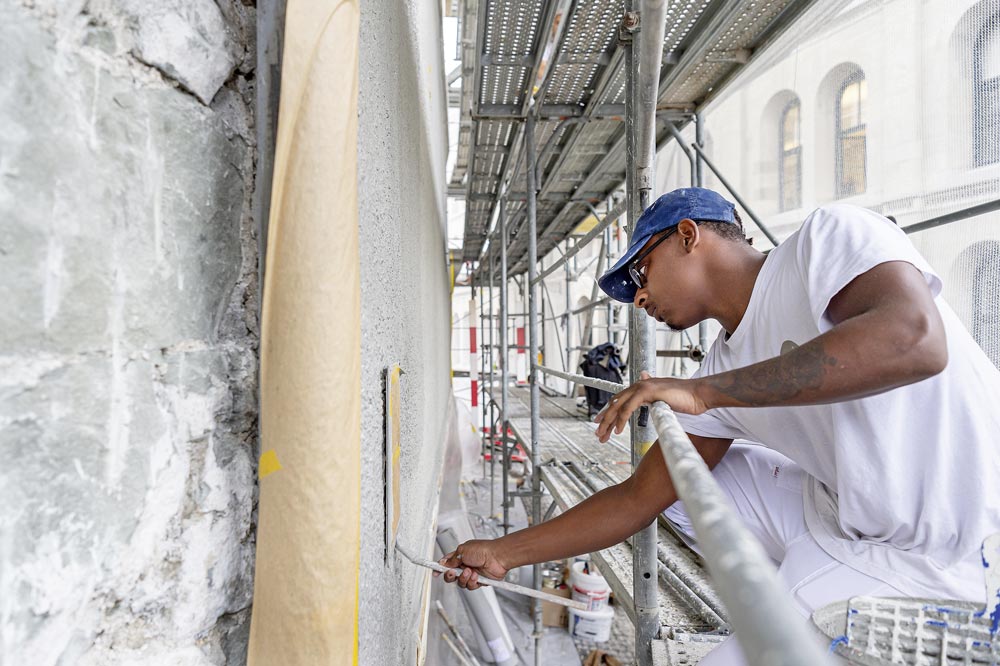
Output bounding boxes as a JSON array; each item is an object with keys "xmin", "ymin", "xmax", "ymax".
[{"xmin": 598, "ymin": 187, "xmax": 737, "ymax": 303}]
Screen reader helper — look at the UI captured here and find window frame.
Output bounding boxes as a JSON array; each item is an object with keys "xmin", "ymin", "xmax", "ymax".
[
  {"xmin": 961, "ymin": 240, "xmax": 1000, "ymax": 368},
  {"xmin": 973, "ymin": 13, "xmax": 1000, "ymax": 167},
  {"xmin": 835, "ymin": 71, "xmax": 867, "ymax": 198},
  {"xmin": 778, "ymin": 98, "xmax": 802, "ymax": 212}
]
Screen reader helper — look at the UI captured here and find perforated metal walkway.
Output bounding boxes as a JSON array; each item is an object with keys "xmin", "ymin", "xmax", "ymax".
[{"xmin": 452, "ymin": 0, "xmax": 819, "ymax": 276}]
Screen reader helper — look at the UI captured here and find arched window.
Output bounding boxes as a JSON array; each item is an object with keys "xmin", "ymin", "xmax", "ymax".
[
  {"xmin": 971, "ymin": 241, "xmax": 1000, "ymax": 368},
  {"xmin": 779, "ymin": 99, "xmax": 801, "ymax": 211},
  {"xmin": 954, "ymin": 241, "xmax": 1000, "ymax": 368},
  {"xmin": 836, "ymin": 73, "xmax": 867, "ymax": 197},
  {"xmin": 974, "ymin": 14, "xmax": 1000, "ymax": 166}
]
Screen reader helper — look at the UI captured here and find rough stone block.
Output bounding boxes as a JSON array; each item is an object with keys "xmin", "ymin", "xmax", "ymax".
[
  {"xmin": 123, "ymin": 0, "xmax": 237, "ymax": 104},
  {"xmin": 0, "ymin": 4, "xmax": 258, "ymax": 664},
  {"xmin": 0, "ymin": 18, "xmax": 246, "ymax": 356}
]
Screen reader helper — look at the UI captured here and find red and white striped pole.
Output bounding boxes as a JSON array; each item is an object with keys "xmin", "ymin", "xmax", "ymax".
[
  {"xmin": 469, "ymin": 297, "xmax": 479, "ymax": 407},
  {"xmin": 516, "ymin": 325, "xmax": 527, "ymax": 384}
]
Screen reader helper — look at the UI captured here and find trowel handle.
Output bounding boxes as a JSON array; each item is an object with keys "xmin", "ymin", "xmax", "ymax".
[{"xmin": 396, "ymin": 543, "xmax": 588, "ymax": 611}]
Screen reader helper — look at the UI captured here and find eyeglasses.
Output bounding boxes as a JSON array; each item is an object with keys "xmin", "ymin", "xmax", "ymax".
[{"xmin": 627, "ymin": 227, "xmax": 679, "ymax": 288}]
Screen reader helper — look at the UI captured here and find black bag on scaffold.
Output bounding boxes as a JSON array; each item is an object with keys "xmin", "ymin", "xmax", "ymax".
[{"xmin": 579, "ymin": 343, "xmax": 624, "ymax": 417}]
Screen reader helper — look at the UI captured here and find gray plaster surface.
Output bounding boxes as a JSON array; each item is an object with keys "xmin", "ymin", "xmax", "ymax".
[
  {"xmin": 1, "ymin": 1, "xmax": 258, "ymax": 664},
  {"xmin": 357, "ymin": 0, "xmax": 453, "ymax": 664}
]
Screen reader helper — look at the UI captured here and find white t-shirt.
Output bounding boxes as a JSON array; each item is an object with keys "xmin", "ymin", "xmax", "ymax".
[{"xmin": 675, "ymin": 204, "xmax": 1000, "ymax": 601}]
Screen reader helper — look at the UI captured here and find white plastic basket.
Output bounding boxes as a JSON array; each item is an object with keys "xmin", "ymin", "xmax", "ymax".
[
  {"xmin": 813, "ymin": 596, "xmax": 997, "ymax": 665},
  {"xmin": 811, "ymin": 535, "xmax": 1000, "ymax": 665}
]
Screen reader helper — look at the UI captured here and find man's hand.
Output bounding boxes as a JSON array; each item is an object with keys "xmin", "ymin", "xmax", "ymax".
[
  {"xmin": 435, "ymin": 539, "xmax": 510, "ymax": 590},
  {"xmin": 594, "ymin": 371, "xmax": 708, "ymax": 442}
]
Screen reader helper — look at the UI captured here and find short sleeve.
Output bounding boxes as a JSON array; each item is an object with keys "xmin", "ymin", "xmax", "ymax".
[
  {"xmin": 674, "ymin": 411, "xmax": 746, "ymax": 440},
  {"xmin": 795, "ymin": 205, "xmax": 942, "ymax": 333},
  {"xmin": 672, "ymin": 337, "xmax": 747, "ymax": 440}
]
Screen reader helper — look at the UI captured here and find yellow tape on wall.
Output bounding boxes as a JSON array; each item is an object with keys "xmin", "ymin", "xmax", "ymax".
[{"xmin": 248, "ymin": 1, "xmax": 361, "ymax": 664}]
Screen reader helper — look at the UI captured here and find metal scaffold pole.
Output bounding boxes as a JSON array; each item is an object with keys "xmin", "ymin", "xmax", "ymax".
[
  {"xmin": 538, "ymin": 280, "xmax": 545, "ymax": 374},
  {"xmin": 666, "ymin": 115, "xmax": 710, "ymax": 360},
  {"xmin": 479, "ymin": 280, "xmax": 487, "ymax": 477},
  {"xmin": 694, "ymin": 111, "xmax": 705, "ymax": 186},
  {"xmin": 525, "ymin": 113, "xmax": 544, "ymax": 666},
  {"xmin": 605, "ymin": 226, "xmax": 614, "ymax": 345},
  {"xmin": 499, "ymin": 200, "xmax": 511, "ymax": 535},
  {"xmin": 564, "ymin": 241, "xmax": 573, "ymax": 396},
  {"xmin": 629, "ymin": 1, "xmax": 666, "ymax": 663},
  {"xmin": 695, "ymin": 112, "xmax": 709, "ymax": 357},
  {"xmin": 488, "ymin": 244, "xmax": 496, "ymax": 517},
  {"xmin": 649, "ymin": 404, "xmax": 834, "ymax": 665}
]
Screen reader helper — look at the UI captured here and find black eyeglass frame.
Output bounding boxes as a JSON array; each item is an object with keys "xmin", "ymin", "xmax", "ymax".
[
  {"xmin": 627, "ymin": 220, "xmax": 719, "ymax": 288},
  {"xmin": 628, "ymin": 229, "xmax": 676, "ymax": 287}
]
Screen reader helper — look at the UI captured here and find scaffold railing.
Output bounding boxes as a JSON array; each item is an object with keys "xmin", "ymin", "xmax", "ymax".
[
  {"xmin": 458, "ymin": 1, "xmax": 1000, "ymax": 663},
  {"xmin": 527, "ymin": 363, "xmax": 835, "ymax": 662},
  {"xmin": 649, "ymin": 402, "xmax": 833, "ymax": 664}
]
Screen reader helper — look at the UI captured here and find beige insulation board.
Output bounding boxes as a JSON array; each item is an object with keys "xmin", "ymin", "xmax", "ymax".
[{"xmin": 247, "ymin": 1, "xmax": 362, "ymax": 664}]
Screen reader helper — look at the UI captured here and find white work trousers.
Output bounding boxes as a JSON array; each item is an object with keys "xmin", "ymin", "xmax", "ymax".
[{"xmin": 663, "ymin": 442, "xmax": 903, "ymax": 666}]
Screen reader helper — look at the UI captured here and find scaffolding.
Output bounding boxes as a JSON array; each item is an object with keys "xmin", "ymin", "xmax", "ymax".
[
  {"xmin": 454, "ymin": 1, "xmax": 823, "ymax": 664},
  {"xmin": 453, "ymin": 0, "xmax": 1000, "ymax": 663}
]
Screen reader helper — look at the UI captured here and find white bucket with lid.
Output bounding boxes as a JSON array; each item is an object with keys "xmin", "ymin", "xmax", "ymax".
[
  {"xmin": 570, "ymin": 560, "xmax": 611, "ymax": 611},
  {"xmin": 568, "ymin": 605, "xmax": 615, "ymax": 642}
]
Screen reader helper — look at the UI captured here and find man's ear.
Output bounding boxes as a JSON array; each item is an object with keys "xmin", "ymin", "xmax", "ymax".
[{"xmin": 676, "ymin": 218, "xmax": 699, "ymax": 252}]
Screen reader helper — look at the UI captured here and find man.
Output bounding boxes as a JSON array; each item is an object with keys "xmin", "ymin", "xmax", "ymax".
[{"xmin": 438, "ymin": 188, "xmax": 1000, "ymax": 664}]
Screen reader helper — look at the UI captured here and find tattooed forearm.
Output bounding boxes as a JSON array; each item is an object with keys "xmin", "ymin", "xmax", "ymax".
[{"xmin": 702, "ymin": 339, "xmax": 839, "ymax": 406}]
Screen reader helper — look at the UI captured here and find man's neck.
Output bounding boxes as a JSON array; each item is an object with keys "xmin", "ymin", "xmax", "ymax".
[{"xmin": 711, "ymin": 249, "xmax": 768, "ymax": 335}]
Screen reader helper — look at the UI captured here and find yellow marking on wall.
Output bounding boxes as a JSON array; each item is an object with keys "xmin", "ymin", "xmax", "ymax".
[
  {"xmin": 448, "ymin": 253, "xmax": 456, "ymax": 294},
  {"xmin": 258, "ymin": 449, "xmax": 283, "ymax": 479}
]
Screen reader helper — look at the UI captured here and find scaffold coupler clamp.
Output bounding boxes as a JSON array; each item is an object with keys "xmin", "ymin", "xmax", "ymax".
[
  {"xmin": 688, "ymin": 345, "xmax": 707, "ymax": 362},
  {"xmin": 619, "ymin": 10, "xmax": 639, "ymax": 42}
]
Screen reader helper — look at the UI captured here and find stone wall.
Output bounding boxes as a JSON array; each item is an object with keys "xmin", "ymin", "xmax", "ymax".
[{"xmin": 0, "ymin": 1, "xmax": 259, "ymax": 664}]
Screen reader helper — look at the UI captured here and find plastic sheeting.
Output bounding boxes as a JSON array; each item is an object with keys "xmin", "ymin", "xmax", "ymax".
[{"xmin": 247, "ymin": 1, "xmax": 362, "ymax": 664}]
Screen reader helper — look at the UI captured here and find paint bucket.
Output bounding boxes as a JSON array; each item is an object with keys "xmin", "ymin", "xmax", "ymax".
[
  {"xmin": 568, "ymin": 605, "xmax": 615, "ymax": 642},
  {"xmin": 570, "ymin": 561, "xmax": 611, "ymax": 611},
  {"xmin": 541, "ymin": 565, "xmax": 564, "ymax": 589}
]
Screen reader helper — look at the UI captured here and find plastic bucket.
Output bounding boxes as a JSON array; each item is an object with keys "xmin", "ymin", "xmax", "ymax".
[
  {"xmin": 568, "ymin": 605, "xmax": 615, "ymax": 642},
  {"xmin": 570, "ymin": 561, "xmax": 611, "ymax": 611}
]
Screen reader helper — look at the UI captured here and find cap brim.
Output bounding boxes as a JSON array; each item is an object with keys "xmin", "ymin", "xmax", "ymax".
[{"xmin": 598, "ymin": 233, "xmax": 650, "ymax": 303}]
